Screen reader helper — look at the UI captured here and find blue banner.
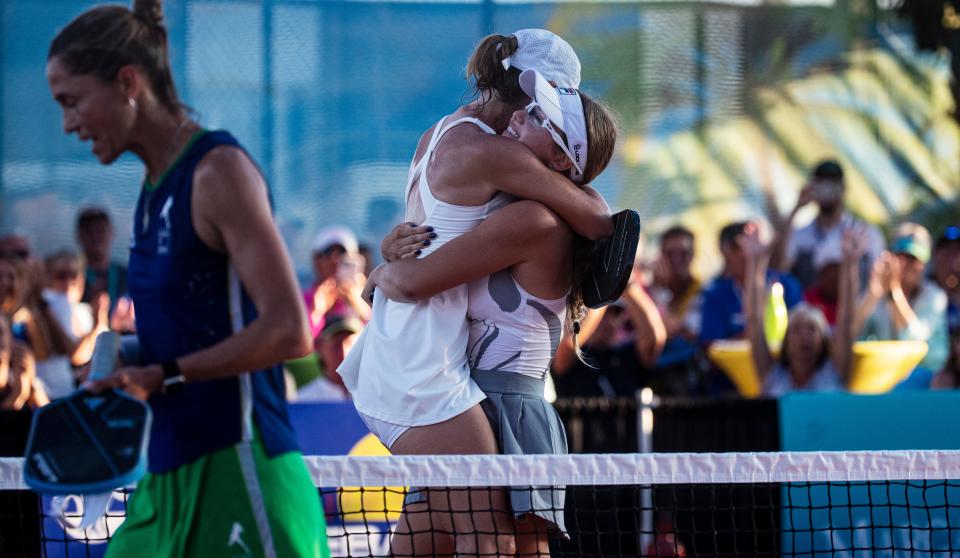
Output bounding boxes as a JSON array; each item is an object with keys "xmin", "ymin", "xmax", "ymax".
[{"xmin": 779, "ymin": 392, "xmax": 960, "ymax": 556}]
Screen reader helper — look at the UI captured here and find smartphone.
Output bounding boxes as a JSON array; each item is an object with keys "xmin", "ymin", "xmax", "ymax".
[{"xmin": 812, "ymin": 179, "xmax": 842, "ymax": 204}]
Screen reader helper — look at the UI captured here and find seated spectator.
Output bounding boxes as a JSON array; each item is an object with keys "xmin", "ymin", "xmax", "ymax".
[
  {"xmin": 699, "ymin": 221, "xmax": 803, "ymax": 346},
  {"xmin": 742, "ymin": 223, "xmax": 860, "ymax": 396},
  {"xmin": 297, "ymin": 313, "xmax": 363, "ymax": 402},
  {"xmin": 931, "ymin": 332, "xmax": 960, "ymax": 389},
  {"xmin": 42, "ymin": 250, "xmax": 110, "ymax": 370},
  {"xmin": 0, "ymin": 314, "xmax": 49, "ymax": 410},
  {"xmin": 773, "ymin": 160, "xmax": 884, "ymax": 289},
  {"xmin": 552, "ymin": 278, "xmax": 666, "ymax": 398},
  {"xmin": 1, "ymin": 255, "xmax": 76, "ymax": 398},
  {"xmin": 304, "ymin": 225, "xmax": 369, "ymax": 339},
  {"xmin": 932, "ymin": 226, "xmax": 960, "ymax": 335},
  {"xmin": 0, "ymin": 231, "xmax": 32, "ymax": 261},
  {"xmin": 803, "ymin": 236, "xmax": 843, "ymax": 326},
  {"xmin": 857, "ymin": 224, "xmax": 950, "ymax": 380}
]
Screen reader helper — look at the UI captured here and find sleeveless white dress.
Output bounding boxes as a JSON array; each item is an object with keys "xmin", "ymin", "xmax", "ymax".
[{"xmin": 338, "ymin": 116, "xmax": 512, "ymax": 428}]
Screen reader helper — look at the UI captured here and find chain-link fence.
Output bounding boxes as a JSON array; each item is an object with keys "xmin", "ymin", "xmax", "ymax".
[{"xmin": 2, "ymin": 0, "xmax": 956, "ymax": 278}]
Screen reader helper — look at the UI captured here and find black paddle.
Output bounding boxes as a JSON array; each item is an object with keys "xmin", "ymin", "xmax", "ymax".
[
  {"xmin": 23, "ymin": 331, "xmax": 152, "ymax": 494},
  {"xmin": 582, "ymin": 209, "xmax": 642, "ymax": 309}
]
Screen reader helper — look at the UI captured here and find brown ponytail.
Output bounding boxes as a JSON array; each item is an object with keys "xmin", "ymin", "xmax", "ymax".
[
  {"xmin": 465, "ymin": 34, "xmax": 527, "ymax": 108},
  {"xmin": 566, "ymin": 237, "xmax": 595, "ymax": 363},
  {"xmin": 49, "ymin": 0, "xmax": 182, "ymax": 115},
  {"xmin": 133, "ymin": 0, "xmax": 164, "ymax": 27}
]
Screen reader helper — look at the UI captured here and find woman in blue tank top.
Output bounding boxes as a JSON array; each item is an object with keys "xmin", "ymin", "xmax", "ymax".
[{"xmin": 46, "ymin": 1, "xmax": 327, "ymax": 556}]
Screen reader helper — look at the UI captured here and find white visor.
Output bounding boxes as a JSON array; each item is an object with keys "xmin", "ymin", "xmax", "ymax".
[{"xmin": 519, "ymin": 69, "xmax": 589, "ymax": 183}]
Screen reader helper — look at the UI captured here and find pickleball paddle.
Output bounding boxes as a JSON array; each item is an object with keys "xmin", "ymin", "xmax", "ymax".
[
  {"xmin": 23, "ymin": 331, "xmax": 151, "ymax": 494},
  {"xmin": 582, "ymin": 209, "xmax": 642, "ymax": 309}
]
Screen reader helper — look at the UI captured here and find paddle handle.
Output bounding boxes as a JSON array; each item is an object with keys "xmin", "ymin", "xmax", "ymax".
[{"xmin": 87, "ymin": 331, "xmax": 121, "ymax": 382}]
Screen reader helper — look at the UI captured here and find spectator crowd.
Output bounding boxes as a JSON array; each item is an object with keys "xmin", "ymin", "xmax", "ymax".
[{"xmin": 4, "ymin": 158, "xmax": 960, "ymax": 411}]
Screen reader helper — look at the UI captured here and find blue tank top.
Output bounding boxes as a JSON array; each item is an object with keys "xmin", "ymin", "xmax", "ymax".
[{"xmin": 128, "ymin": 130, "xmax": 298, "ymax": 473}]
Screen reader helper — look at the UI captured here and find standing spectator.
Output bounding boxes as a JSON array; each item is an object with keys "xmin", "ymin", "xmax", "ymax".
[
  {"xmin": 699, "ymin": 222, "xmax": 802, "ymax": 346},
  {"xmin": 76, "ymin": 207, "xmax": 136, "ymax": 333},
  {"xmin": 802, "ymin": 236, "xmax": 843, "ymax": 326},
  {"xmin": 296, "ymin": 313, "xmax": 363, "ymax": 402},
  {"xmin": 304, "ymin": 225, "xmax": 369, "ymax": 340},
  {"xmin": 857, "ymin": 224, "xmax": 950, "ymax": 380},
  {"xmin": 76, "ymin": 207, "xmax": 127, "ymax": 304},
  {"xmin": 649, "ymin": 226, "xmax": 702, "ymax": 341},
  {"xmin": 932, "ymin": 226, "xmax": 960, "ymax": 335},
  {"xmin": 773, "ymin": 160, "xmax": 884, "ymax": 289}
]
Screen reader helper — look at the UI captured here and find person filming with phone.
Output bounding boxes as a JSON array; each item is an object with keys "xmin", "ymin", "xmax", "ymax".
[
  {"xmin": 771, "ymin": 159, "xmax": 885, "ymax": 290},
  {"xmin": 304, "ymin": 225, "xmax": 369, "ymax": 341}
]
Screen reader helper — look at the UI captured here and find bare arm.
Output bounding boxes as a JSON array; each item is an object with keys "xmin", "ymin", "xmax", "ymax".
[
  {"xmin": 177, "ymin": 147, "xmax": 312, "ymax": 378},
  {"xmin": 462, "ymin": 135, "xmax": 613, "ymax": 240},
  {"xmin": 369, "ymin": 200, "xmax": 564, "ymax": 302},
  {"xmin": 621, "ymin": 282, "xmax": 666, "ymax": 368},
  {"xmin": 742, "ymin": 226, "xmax": 776, "ymax": 382},
  {"xmin": 69, "ymin": 294, "xmax": 110, "ymax": 366},
  {"xmin": 853, "ymin": 252, "xmax": 897, "ymax": 336},
  {"xmin": 768, "ymin": 184, "xmax": 814, "ymax": 272},
  {"xmin": 832, "ymin": 228, "xmax": 865, "ymax": 385}
]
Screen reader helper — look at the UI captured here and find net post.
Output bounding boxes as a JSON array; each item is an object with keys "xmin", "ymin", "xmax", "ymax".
[{"xmin": 637, "ymin": 387, "xmax": 655, "ymax": 553}]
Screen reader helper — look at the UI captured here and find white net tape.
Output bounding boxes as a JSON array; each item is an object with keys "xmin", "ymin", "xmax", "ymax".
[{"xmin": 4, "ymin": 450, "xmax": 960, "ymax": 490}]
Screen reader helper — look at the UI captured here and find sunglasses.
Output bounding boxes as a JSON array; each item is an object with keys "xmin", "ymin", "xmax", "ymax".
[
  {"xmin": 52, "ymin": 269, "xmax": 79, "ymax": 281},
  {"xmin": 315, "ymin": 245, "xmax": 346, "ymax": 258},
  {"xmin": 0, "ymin": 249, "xmax": 30, "ymax": 260},
  {"xmin": 525, "ymin": 102, "xmax": 583, "ymax": 175}
]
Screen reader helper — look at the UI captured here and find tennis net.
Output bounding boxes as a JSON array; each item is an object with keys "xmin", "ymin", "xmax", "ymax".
[{"xmin": 2, "ymin": 450, "xmax": 960, "ymax": 557}]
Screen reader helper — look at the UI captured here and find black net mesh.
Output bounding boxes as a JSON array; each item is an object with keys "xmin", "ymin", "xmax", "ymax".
[{"xmin": 4, "ymin": 478, "xmax": 960, "ymax": 557}]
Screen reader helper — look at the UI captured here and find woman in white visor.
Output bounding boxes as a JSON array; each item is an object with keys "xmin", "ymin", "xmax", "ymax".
[
  {"xmin": 368, "ymin": 69, "xmax": 618, "ymax": 557},
  {"xmin": 337, "ymin": 30, "xmax": 613, "ymax": 557}
]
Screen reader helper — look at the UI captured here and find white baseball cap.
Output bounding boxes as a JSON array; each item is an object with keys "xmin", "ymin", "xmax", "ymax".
[
  {"xmin": 501, "ymin": 29, "xmax": 581, "ymax": 89},
  {"xmin": 519, "ymin": 68, "xmax": 588, "ymax": 183},
  {"xmin": 312, "ymin": 225, "xmax": 358, "ymax": 255}
]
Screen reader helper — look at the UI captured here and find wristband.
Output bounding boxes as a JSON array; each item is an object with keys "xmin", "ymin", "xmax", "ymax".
[{"xmin": 160, "ymin": 360, "xmax": 185, "ymax": 395}]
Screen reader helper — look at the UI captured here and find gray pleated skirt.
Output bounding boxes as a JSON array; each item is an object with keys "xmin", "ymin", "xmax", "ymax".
[
  {"xmin": 402, "ymin": 371, "xmax": 568, "ymax": 534},
  {"xmin": 472, "ymin": 369, "xmax": 568, "ymax": 534}
]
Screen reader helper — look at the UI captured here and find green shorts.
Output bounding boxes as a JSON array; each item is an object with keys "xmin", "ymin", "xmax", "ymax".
[{"xmin": 106, "ymin": 439, "xmax": 328, "ymax": 558}]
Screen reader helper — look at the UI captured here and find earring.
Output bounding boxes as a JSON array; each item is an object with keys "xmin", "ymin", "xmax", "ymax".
[{"xmin": 128, "ymin": 97, "xmax": 137, "ymax": 110}]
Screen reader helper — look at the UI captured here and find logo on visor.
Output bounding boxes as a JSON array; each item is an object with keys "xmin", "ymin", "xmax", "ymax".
[
  {"xmin": 557, "ymin": 88, "xmax": 578, "ymax": 96},
  {"xmin": 574, "ymin": 143, "xmax": 583, "ymax": 164}
]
